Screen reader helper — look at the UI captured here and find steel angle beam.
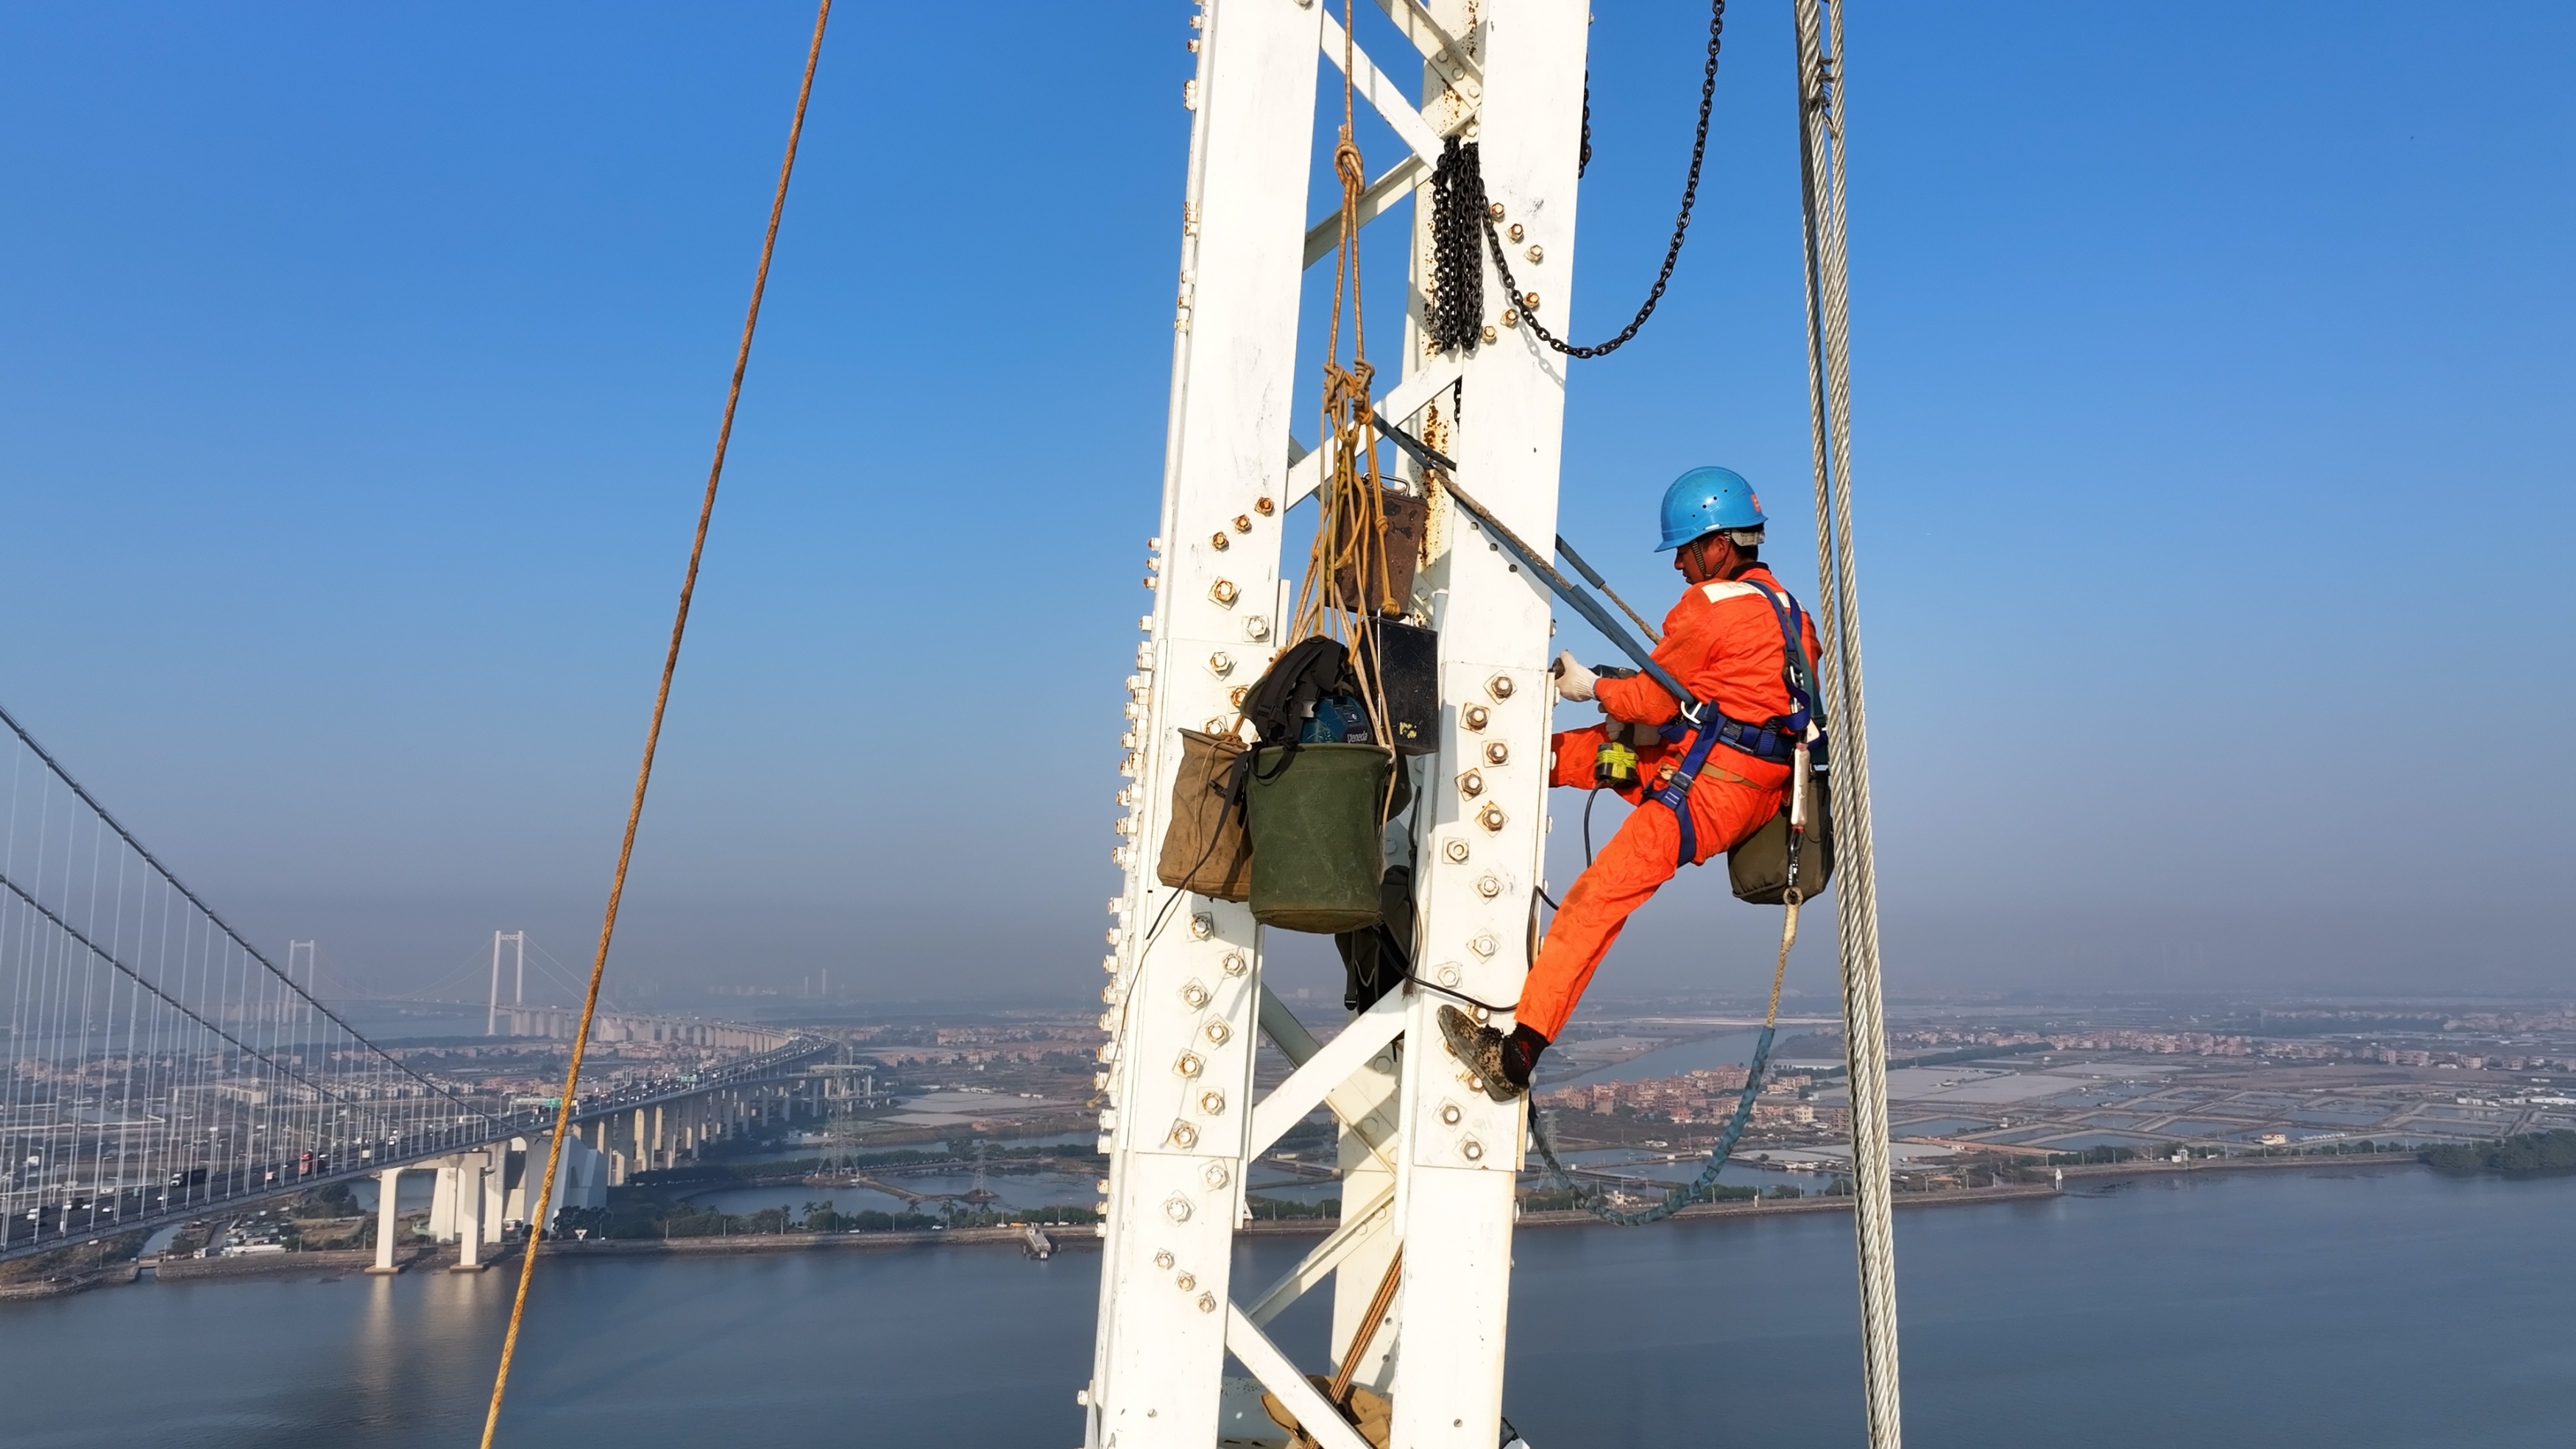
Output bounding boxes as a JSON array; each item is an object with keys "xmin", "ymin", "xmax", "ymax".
[
  {"xmin": 1246, "ymin": 989, "xmax": 1407, "ymax": 1161},
  {"xmin": 1086, "ymin": 0, "xmax": 1324, "ymax": 1443},
  {"xmin": 1282, "ymin": 355, "xmax": 1464, "ymax": 506},
  {"xmin": 1256, "ymin": 985, "xmax": 1401, "ymax": 1169},
  {"xmin": 1243, "ymin": 1184, "xmax": 1395, "ymax": 1327},
  {"xmin": 1319, "ymin": 11, "xmax": 1449, "ymax": 168},
  {"xmin": 1225, "ymin": 1305, "xmax": 1379, "ymax": 1449},
  {"xmin": 1301, "ymin": 155, "xmax": 1429, "ymax": 269}
]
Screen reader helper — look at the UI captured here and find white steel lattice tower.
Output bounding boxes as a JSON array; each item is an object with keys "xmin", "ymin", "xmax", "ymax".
[{"xmin": 1086, "ymin": 4, "xmax": 1587, "ymax": 1445}]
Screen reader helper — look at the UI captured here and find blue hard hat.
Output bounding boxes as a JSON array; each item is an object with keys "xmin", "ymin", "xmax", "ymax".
[{"xmin": 1655, "ymin": 467, "xmax": 1767, "ymax": 551}]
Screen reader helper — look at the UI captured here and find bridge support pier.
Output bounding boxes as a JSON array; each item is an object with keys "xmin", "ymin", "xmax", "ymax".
[
  {"xmin": 450, "ymin": 1152, "xmax": 488, "ymax": 1272},
  {"xmin": 428, "ymin": 1160, "xmax": 457, "ymax": 1240},
  {"xmin": 367, "ymin": 1166, "xmax": 405, "ymax": 1274}
]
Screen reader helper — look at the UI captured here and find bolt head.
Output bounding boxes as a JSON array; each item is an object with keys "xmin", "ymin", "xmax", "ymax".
[
  {"xmin": 1462, "ymin": 704, "xmax": 1490, "ymax": 730},
  {"xmin": 1443, "ymin": 838, "xmax": 1471, "ymax": 864}
]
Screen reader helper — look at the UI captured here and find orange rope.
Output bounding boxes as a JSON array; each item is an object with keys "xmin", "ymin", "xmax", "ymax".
[
  {"xmin": 1288, "ymin": 0, "xmax": 1401, "ymax": 782},
  {"xmin": 475, "ymin": 4, "xmax": 830, "ymax": 1442}
]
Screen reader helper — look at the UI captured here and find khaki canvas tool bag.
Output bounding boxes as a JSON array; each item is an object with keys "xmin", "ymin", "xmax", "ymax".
[
  {"xmin": 1158, "ymin": 729, "xmax": 1255, "ymax": 901},
  {"xmin": 1727, "ymin": 768, "xmax": 1836, "ymax": 905}
]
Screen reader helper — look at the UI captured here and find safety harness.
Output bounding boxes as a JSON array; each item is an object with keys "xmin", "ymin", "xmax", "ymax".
[{"xmin": 1650, "ymin": 575, "xmax": 1827, "ymax": 867}]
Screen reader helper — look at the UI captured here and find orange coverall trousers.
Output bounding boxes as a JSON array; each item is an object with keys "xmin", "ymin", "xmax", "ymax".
[{"xmin": 1515, "ymin": 723, "xmax": 1791, "ymax": 1041}]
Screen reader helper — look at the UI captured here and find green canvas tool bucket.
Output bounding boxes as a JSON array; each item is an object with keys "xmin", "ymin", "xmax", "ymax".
[{"xmin": 1245, "ymin": 742, "xmax": 1393, "ymax": 933}]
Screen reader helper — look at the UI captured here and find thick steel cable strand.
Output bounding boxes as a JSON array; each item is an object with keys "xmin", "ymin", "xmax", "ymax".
[
  {"xmin": 477, "ymin": 4, "xmax": 830, "ymax": 1442},
  {"xmin": 1793, "ymin": 1, "xmax": 1901, "ymax": 1442}
]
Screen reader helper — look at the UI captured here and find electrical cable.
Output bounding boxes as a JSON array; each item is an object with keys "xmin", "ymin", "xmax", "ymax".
[
  {"xmin": 476, "ymin": 4, "xmax": 830, "ymax": 1442},
  {"xmin": 1526, "ymin": 891, "xmax": 1800, "ymax": 1226}
]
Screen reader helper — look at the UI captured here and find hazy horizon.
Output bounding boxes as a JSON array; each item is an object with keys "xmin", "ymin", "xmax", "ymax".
[{"xmin": 4, "ymin": 4, "xmax": 2569, "ymax": 1010}]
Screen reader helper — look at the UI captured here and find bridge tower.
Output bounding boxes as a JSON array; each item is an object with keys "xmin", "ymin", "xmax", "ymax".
[
  {"xmin": 487, "ymin": 929, "xmax": 526, "ymax": 1035},
  {"xmin": 1087, "ymin": 4, "xmax": 1585, "ymax": 1445}
]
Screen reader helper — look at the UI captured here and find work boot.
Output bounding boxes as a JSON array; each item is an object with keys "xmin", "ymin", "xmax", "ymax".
[{"xmin": 1437, "ymin": 1005, "xmax": 1526, "ymax": 1103}]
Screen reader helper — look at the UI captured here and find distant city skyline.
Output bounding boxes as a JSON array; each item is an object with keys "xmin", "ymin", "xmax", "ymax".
[{"xmin": 3, "ymin": 4, "xmax": 2569, "ymax": 1005}]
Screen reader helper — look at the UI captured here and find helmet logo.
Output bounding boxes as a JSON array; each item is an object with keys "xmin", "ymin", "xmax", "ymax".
[{"xmin": 1747, "ymin": 490, "xmax": 1762, "ymax": 514}]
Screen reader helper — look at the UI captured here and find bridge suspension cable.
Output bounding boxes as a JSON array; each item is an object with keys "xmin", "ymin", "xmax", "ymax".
[{"xmin": 0, "ymin": 702, "xmax": 503, "ymax": 1263}]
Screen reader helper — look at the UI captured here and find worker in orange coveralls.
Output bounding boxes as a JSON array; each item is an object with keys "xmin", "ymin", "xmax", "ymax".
[{"xmin": 1440, "ymin": 467, "xmax": 1822, "ymax": 1102}]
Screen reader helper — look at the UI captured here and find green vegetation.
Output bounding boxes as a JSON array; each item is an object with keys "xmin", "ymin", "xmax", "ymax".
[
  {"xmin": 2042, "ymin": 1145, "xmax": 2141, "ymax": 1165},
  {"xmin": 554, "ymin": 1188, "xmax": 1101, "ymax": 1240},
  {"xmin": 2422, "ymin": 1129, "xmax": 2576, "ymax": 1177},
  {"xmin": 1516, "ymin": 1181, "xmax": 1801, "ymax": 1213},
  {"xmin": 292, "ymin": 1182, "xmax": 361, "ymax": 1219},
  {"xmin": 633, "ymin": 1141, "xmax": 1100, "ymax": 1189},
  {"xmin": 0, "ymin": 1229, "xmax": 147, "ymax": 1286},
  {"xmin": 1246, "ymin": 1194, "xmax": 1338, "ymax": 1220},
  {"xmin": 1803, "ymin": 1041, "xmax": 2053, "ymax": 1081}
]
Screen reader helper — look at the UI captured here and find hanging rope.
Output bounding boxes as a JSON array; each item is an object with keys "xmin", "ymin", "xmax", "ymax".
[
  {"xmin": 475, "ymin": 4, "xmax": 831, "ymax": 1442},
  {"xmin": 1477, "ymin": 0, "xmax": 1729, "ymax": 359},
  {"xmin": 1793, "ymin": 1, "xmax": 1902, "ymax": 1443},
  {"xmin": 1284, "ymin": 0, "xmax": 1403, "ymax": 801}
]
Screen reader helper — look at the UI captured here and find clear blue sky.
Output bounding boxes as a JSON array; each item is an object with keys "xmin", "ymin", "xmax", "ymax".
[{"xmin": 3, "ymin": 4, "xmax": 2569, "ymax": 1007}]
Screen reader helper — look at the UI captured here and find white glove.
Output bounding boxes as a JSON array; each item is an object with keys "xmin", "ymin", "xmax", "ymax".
[{"xmin": 1551, "ymin": 651, "xmax": 1597, "ymax": 702}]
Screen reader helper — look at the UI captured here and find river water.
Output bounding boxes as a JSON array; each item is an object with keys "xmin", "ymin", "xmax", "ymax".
[{"xmin": 5, "ymin": 1165, "xmax": 2566, "ymax": 1447}]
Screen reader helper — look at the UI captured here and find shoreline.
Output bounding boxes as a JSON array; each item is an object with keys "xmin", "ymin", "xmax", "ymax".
[{"xmin": 1, "ymin": 1157, "xmax": 2430, "ymax": 1301}]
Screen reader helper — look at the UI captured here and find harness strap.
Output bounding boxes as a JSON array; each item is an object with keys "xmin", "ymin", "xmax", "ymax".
[{"xmin": 1646, "ymin": 575, "xmax": 1826, "ymax": 867}]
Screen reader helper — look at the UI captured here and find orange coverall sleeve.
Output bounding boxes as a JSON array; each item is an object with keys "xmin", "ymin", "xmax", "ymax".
[{"xmin": 1593, "ymin": 606, "xmax": 1725, "ymax": 725}]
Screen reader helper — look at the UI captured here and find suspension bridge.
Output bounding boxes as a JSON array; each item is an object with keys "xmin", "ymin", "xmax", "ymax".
[{"xmin": 0, "ymin": 702, "xmax": 839, "ymax": 1269}]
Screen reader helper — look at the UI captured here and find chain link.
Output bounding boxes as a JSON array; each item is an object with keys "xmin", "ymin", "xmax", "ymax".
[
  {"xmin": 1490, "ymin": 0, "xmax": 1727, "ymax": 360},
  {"xmin": 1427, "ymin": 135, "xmax": 1488, "ymax": 354}
]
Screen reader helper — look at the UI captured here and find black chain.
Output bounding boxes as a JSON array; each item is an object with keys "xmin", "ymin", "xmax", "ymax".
[
  {"xmin": 1426, "ymin": 135, "xmax": 1488, "ymax": 354},
  {"xmin": 1490, "ymin": 0, "xmax": 1727, "ymax": 360},
  {"xmin": 1579, "ymin": 72, "xmax": 1592, "ymax": 178}
]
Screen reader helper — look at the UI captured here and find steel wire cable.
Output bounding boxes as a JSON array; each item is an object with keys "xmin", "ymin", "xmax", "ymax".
[
  {"xmin": 1792, "ymin": 1, "xmax": 1901, "ymax": 1441},
  {"xmin": 476, "ymin": 4, "xmax": 831, "ymax": 1441}
]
